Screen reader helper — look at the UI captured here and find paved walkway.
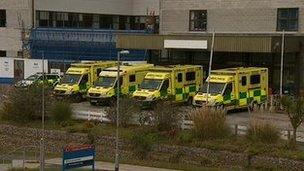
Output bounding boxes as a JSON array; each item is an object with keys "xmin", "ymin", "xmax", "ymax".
[{"xmin": 4, "ymin": 158, "xmax": 180, "ymax": 171}]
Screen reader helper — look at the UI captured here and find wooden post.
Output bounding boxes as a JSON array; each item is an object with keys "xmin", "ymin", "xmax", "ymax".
[{"xmin": 235, "ymin": 124, "xmax": 238, "ymax": 135}]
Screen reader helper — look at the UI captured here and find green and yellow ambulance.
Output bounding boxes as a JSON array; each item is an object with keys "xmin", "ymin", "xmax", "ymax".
[
  {"xmin": 133, "ymin": 65, "xmax": 203, "ymax": 107},
  {"xmin": 87, "ymin": 63, "xmax": 153, "ymax": 105},
  {"xmin": 54, "ymin": 61, "xmax": 116, "ymax": 102},
  {"xmin": 193, "ymin": 67, "xmax": 268, "ymax": 110}
]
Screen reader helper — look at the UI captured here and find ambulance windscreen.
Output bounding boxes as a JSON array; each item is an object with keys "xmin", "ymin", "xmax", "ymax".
[
  {"xmin": 95, "ymin": 76, "xmax": 116, "ymax": 88},
  {"xmin": 201, "ymin": 82, "xmax": 225, "ymax": 95},
  {"xmin": 140, "ymin": 79, "xmax": 162, "ymax": 90}
]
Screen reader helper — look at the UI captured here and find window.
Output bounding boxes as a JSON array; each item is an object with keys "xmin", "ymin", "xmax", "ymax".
[
  {"xmin": 100, "ymin": 15, "xmax": 113, "ymax": 29},
  {"xmin": 250, "ymin": 75, "xmax": 261, "ymax": 84},
  {"xmin": 0, "ymin": 50, "xmax": 6, "ymax": 57},
  {"xmin": 161, "ymin": 79, "xmax": 169, "ymax": 90},
  {"xmin": 186, "ymin": 72, "xmax": 196, "ymax": 81},
  {"xmin": 277, "ymin": 8, "xmax": 299, "ymax": 31},
  {"xmin": 80, "ymin": 74, "xmax": 88, "ymax": 84},
  {"xmin": 189, "ymin": 10, "xmax": 207, "ymax": 31},
  {"xmin": 241, "ymin": 76, "xmax": 247, "ymax": 86},
  {"xmin": 177, "ymin": 73, "xmax": 183, "ymax": 82},
  {"xmin": 224, "ymin": 83, "xmax": 232, "ymax": 96},
  {"xmin": 56, "ymin": 12, "xmax": 68, "ymax": 27},
  {"xmin": 82, "ymin": 14, "xmax": 93, "ymax": 28},
  {"xmin": 0, "ymin": 10, "xmax": 6, "ymax": 27},
  {"xmin": 129, "ymin": 75, "xmax": 136, "ymax": 82}
]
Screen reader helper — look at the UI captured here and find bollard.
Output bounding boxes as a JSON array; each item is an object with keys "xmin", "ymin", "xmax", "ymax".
[
  {"xmin": 287, "ymin": 130, "xmax": 291, "ymax": 140},
  {"xmin": 235, "ymin": 124, "xmax": 238, "ymax": 135}
]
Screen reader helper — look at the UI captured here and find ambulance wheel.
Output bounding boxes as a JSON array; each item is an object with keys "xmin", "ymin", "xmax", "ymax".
[
  {"xmin": 249, "ymin": 102, "xmax": 259, "ymax": 111},
  {"xmin": 216, "ymin": 105, "xmax": 227, "ymax": 114},
  {"xmin": 90, "ymin": 101, "xmax": 98, "ymax": 106},
  {"xmin": 186, "ymin": 97, "xmax": 193, "ymax": 106},
  {"xmin": 74, "ymin": 94, "xmax": 83, "ymax": 103}
]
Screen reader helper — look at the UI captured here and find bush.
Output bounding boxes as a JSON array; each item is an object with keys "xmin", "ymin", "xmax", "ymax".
[
  {"xmin": 246, "ymin": 120, "xmax": 280, "ymax": 144},
  {"xmin": 87, "ymin": 126, "xmax": 100, "ymax": 144},
  {"xmin": 0, "ymin": 85, "xmax": 54, "ymax": 123},
  {"xmin": 131, "ymin": 129, "xmax": 156, "ymax": 160},
  {"xmin": 152, "ymin": 101, "xmax": 182, "ymax": 132},
  {"xmin": 177, "ymin": 131, "xmax": 195, "ymax": 144},
  {"xmin": 191, "ymin": 107, "xmax": 230, "ymax": 140},
  {"xmin": 106, "ymin": 97, "xmax": 140, "ymax": 127},
  {"xmin": 50, "ymin": 101, "xmax": 72, "ymax": 125}
]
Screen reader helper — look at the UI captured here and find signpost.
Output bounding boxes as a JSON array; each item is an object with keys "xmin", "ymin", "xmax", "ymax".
[{"xmin": 62, "ymin": 144, "xmax": 95, "ymax": 171}]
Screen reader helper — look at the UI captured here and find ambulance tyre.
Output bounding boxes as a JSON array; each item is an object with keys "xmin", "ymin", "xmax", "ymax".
[
  {"xmin": 90, "ymin": 101, "xmax": 97, "ymax": 106},
  {"xmin": 186, "ymin": 97, "xmax": 193, "ymax": 106},
  {"xmin": 216, "ymin": 105, "xmax": 227, "ymax": 114},
  {"xmin": 74, "ymin": 93, "xmax": 83, "ymax": 103},
  {"xmin": 249, "ymin": 101, "xmax": 259, "ymax": 111}
]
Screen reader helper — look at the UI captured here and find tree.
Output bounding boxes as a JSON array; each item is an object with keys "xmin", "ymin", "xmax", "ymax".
[{"xmin": 281, "ymin": 96, "xmax": 304, "ymax": 144}]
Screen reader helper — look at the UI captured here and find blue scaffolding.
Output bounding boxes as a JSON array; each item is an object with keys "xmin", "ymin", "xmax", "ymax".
[{"xmin": 28, "ymin": 28, "xmax": 148, "ymax": 61}]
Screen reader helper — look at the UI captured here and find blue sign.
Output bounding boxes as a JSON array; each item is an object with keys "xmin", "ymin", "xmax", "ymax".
[{"xmin": 62, "ymin": 144, "xmax": 95, "ymax": 170}]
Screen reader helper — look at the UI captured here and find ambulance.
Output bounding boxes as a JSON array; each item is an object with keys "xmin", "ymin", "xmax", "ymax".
[
  {"xmin": 54, "ymin": 61, "xmax": 116, "ymax": 102},
  {"xmin": 193, "ymin": 67, "xmax": 268, "ymax": 110},
  {"xmin": 133, "ymin": 65, "xmax": 203, "ymax": 107},
  {"xmin": 87, "ymin": 63, "xmax": 154, "ymax": 105}
]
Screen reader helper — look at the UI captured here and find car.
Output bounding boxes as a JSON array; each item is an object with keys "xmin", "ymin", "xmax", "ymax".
[{"xmin": 15, "ymin": 73, "xmax": 61, "ymax": 88}]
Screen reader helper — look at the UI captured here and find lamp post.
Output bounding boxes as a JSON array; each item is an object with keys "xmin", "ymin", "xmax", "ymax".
[
  {"xmin": 280, "ymin": 30, "xmax": 285, "ymax": 97},
  {"xmin": 206, "ymin": 30, "xmax": 215, "ymax": 103},
  {"xmin": 115, "ymin": 50, "xmax": 129, "ymax": 171},
  {"xmin": 40, "ymin": 51, "xmax": 45, "ymax": 171}
]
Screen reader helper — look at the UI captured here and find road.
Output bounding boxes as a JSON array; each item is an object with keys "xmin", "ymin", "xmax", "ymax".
[{"xmin": 72, "ymin": 102, "xmax": 304, "ymax": 131}]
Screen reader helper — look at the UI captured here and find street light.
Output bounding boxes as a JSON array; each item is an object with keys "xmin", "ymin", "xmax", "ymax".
[
  {"xmin": 40, "ymin": 51, "xmax": 45, "ymax": 171},
  {"xmin": 115, "ymin": 50, "xmax": 129, "ymax": 171}
]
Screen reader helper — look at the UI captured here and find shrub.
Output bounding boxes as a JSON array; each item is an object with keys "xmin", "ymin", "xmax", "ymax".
[
  {"xmin": 177, "ymin": 131, "xmax": 195, "ymax": 144},
  {"xmin": 246, "ymin": 120, "xmax": 280, "ymax": 144},
  {"xmin": 87, "ymin": 126, "xmax": 100, "ymax": 144},
  {"xmin": 191, "ymin": 107, "xmax": 230, "ymax": 140},
  {"xmin": 152, "ymin": 101, "xmax": 182, "ymax": 132},
  {"xmin": 106, "ymin": 97, "xmax": 140, "ymax": 127},
  {"xmin": 50, "ymin": 101, "xmax": 72, "ymax": 125},
  {"xmin": 0, "ymin": 85, "xmax": 54, "ymax": 123},
  {"xmin": 131, "ymin": 129, "xmax": 156, "ymax": 160}
]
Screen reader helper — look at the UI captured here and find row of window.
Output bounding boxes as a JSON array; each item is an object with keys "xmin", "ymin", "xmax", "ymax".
[
  {"xmin": 241, "ymin": 75, "xmax": 261, "ymax": 86},
  {"xmin": 177, "ymin": 72, "xmax": 197, "ymax": 83},
  {"xmin": 189, "ymin": 8, "xmax": 299, "ymax": 31},
  {"xmin": 36, "ymin": 11, "xmax": 158, "ymax": 30}
]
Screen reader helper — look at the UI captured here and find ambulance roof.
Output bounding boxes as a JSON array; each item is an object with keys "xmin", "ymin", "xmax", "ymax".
[
  {"xmin": 150, "ymin": 65, "xmax": 202, "ymax": 72},
  {"xmin": 211, "ymin": 67, "xmax": 268, "ymax": 75},
  {"xmin": 145, "ymin": 72, "xmax": 169, "ymax": 80},
  {"xmin": 71, "ymin": 61, "xmax": 116, "ymax": 67},
  {"xmin": 102, "ymin": 64, "xmax": 153, "ymax": 73}
]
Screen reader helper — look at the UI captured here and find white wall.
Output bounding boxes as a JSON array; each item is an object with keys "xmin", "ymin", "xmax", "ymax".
[
  {"xmin": 36, "ymin": 0, "xmax": 159, "ymax": 16},
  {"xmin": 132, "ymin": 0, "xmax": 159, "ymax": 16},
  {"xmin": 36, "ymin": 0, "xmax": 133, "ymax": 15}
]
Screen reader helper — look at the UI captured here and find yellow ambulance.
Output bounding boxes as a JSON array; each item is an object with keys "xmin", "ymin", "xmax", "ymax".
[
  {"xmin": 133, "ymin": 65, "xmax": 203, "ymax": 107},
  {"xmin": 87, "ymin": 63, "xmax": 154, "ymax": 105},
  {"xmin": 54, "ymin": 61, "xmax": 116, "ymax": 102},
  {"xmin": 193, "ymin": 67, "xmax": 268, "ymax": 110}
]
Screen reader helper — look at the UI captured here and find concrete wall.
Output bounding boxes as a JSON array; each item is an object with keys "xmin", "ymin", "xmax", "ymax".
[
  {"xmin": 0, "ymin": 0, "xmax": 32, "ymax": 58},
  {"xmin": 160, "ymin": 0, "xmax": 304, "ymax": 34},
  {"xmin": 36, "ymin": 0, "xmax": 159, "ymax": 16}
]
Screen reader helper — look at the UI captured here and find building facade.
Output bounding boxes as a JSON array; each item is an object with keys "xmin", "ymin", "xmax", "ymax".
[
  {"xmin": 118, "ymin": 0, "xmax": 304, "ymax": 95},
  {"xmin": 0, "ymin": 0, "xmax": 159, "ymax": 83},
  {"xmin": 0, "ymin": 0, "xmax": 32, "ymax": 58},
  {"xmin": 0, "ymin": 0, "xmax": 159, "ymax": 59}
]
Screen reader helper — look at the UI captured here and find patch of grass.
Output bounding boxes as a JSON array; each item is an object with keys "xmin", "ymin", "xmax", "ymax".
[
  {"xmin": 246, "ymin": 120, "xmax": 280, "ymax": 144},
  {"xmin": 191, "ymin": 107, "xmax": 231, "ymax": 140}
]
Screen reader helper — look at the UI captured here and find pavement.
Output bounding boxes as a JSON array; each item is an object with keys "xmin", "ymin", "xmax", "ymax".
[{"xmin": 0, "ymin": 158, "xmax": 180, "ymax": 171}]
